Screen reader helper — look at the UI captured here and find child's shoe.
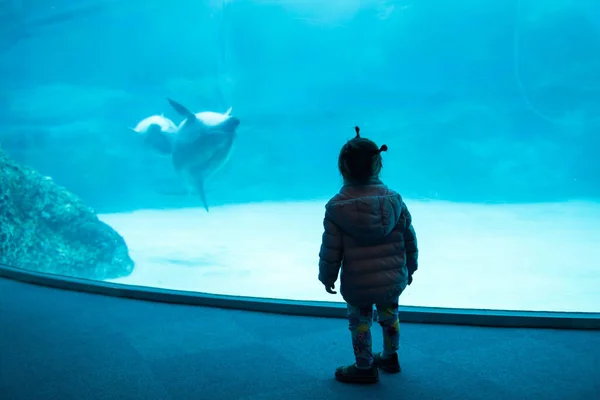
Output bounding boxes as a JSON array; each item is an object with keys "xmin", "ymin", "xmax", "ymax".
[
  {"xmin": 334, "ymin": 364, "xmax": 379, "ymax": 384},
  {"xmin": 373, "ymin": 352, "xmax": 401, "ymax": 373}
]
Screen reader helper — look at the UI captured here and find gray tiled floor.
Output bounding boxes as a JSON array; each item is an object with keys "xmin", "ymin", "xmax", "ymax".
[{"xmin": 1, "ymin": 278, "xmax": 598, "ymax": 400}]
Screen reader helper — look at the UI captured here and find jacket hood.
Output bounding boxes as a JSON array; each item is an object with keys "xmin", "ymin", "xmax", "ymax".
[{"xmin": 325, "ymin": 184, "xmax": 403, "ymax": 241}]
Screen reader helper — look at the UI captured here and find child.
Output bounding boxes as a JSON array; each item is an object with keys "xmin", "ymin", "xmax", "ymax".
[{"xmin": 318, "ymin": 126, "xmax": 418, "ymax": 384}]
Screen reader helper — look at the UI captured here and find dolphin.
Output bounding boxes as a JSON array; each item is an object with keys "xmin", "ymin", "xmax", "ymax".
[
  {"xmin": 166, "ymin": 98, "xmax": 240, "ymax": 212},
  {"xmin": 131, "ymin": 114, "xmax": 178, "ymax": 156}
]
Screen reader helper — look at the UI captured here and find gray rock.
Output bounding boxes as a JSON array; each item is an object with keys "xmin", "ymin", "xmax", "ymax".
[{"xmin": 0, "ymin": 147, "xmax": 134, "ymax": 280}]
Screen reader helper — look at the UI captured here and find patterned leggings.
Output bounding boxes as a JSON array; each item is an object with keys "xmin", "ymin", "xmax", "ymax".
[{"xmin": 347, "ymin": 302, "xmax": 400, "ymax": 368}]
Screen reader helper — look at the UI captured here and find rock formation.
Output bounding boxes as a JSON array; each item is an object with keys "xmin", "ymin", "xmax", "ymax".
[{"xmin": 0, "ymin": 147, "xmax": 134, "ymax": 280}]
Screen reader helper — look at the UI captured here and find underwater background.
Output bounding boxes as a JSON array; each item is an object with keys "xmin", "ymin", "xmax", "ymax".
[{"xmin": 1, "ymin": 0, "xmax": 599, "ymax": 312}]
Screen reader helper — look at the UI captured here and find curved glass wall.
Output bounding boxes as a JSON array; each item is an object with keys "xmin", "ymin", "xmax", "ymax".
[{"xmin": 1, "ymin": 0, "xmax": 599, "ymax": 312}]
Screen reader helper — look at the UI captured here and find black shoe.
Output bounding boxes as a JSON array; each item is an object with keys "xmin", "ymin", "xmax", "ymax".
[
  {"xmin": 335, "ymin": 364, "xmax": 379, "ymax": 384},
  {"xmin": 373, "ymin": 352, "xmax": 401, "ymax": 373}
]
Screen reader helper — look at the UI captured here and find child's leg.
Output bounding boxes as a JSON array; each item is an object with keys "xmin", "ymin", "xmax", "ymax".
[
  {"xmin": 347, "ymin": 304, "xmax": 374, "ymax": 368},
  {"xmin": 334, "ymin": 304, "xmax": 379, "ymax": 383},
  {"xmin": 375, "ymin": 303, "xmax": 400, "ymax": 357}
]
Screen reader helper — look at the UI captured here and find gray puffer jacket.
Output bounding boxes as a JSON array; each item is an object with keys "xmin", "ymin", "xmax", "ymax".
[{"xmin": 318, "ymin": 182, "xmax": 418, "ymax": 307}]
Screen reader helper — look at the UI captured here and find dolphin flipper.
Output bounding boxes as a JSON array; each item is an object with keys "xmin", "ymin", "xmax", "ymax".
[
  {"xmin": 192, "ymin": 175, "xmax": 209, "ymax": 212},
  {"xmin": 180, "ymin": 170, "xmax": 209, "ymax": 212},
  {"xmin": 167, "ymin": 98, "xmax": 196, "ymax": 119}
]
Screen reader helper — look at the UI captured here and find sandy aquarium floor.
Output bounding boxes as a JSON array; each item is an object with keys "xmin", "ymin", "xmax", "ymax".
[{"xmin": 99, "ymin": 200, "xmax": 600, "ymax": 313}]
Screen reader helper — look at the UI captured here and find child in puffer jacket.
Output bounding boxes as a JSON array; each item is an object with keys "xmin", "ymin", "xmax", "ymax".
[{"xmin": 318, "ymin": 126, "xmax": 418, "ymax": 384}]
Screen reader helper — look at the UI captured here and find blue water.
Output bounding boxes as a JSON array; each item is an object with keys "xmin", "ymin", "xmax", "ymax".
[{"xmin": 1, "ymin": 0, "xmax": 599, "ymax": 312}]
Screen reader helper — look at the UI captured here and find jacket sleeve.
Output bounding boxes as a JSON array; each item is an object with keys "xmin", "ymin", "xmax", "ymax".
[
  {"xmin": 402, "ymin": 201, "xmax": 418, "ymax": 276},
  {"xmin": 318, "ymin": 211, "xmax": 343, "ymax": 286}
]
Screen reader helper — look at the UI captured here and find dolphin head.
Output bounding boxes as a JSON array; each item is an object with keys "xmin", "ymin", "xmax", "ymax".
[{"xmin": 221, "ymin": 116, "xmax": 241, "ymax": 132}]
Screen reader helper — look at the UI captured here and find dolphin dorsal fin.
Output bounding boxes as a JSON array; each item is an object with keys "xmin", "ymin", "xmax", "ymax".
[{"xmin": 167, "ymin": 98, "xmax": 196, "ymax": 120}]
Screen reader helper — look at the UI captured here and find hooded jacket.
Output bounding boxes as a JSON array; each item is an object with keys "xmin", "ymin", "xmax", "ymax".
[{"xmin": 318, "ymin": 182, "xmax": 418, "ymax": 306}]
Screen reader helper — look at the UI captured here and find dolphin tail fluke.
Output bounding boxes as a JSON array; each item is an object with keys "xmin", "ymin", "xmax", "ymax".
[{"xmin": 167, "ymin": 98, "xmax": 196, "ymax": 119}]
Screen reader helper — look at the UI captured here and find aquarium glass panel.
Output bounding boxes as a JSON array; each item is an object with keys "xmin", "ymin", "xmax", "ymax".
[{"xmin": 1, "ymin": 0, "xmax": 599, "ymax": 312}]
